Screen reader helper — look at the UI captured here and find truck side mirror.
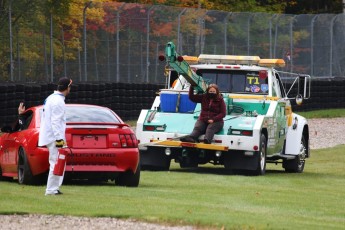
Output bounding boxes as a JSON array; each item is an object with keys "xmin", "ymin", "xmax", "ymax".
[
  {"xmin": 295, "ymin": 94, "xmax": 303, "ymax": 106},
  {"xmin": 298, "ymin": 75, "xmax": 311, "ymax": 100}
]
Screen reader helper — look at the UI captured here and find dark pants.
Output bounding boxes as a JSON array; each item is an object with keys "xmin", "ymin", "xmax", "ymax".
[{"xmin": 190, "ymin": 120, "xmax": 223, "ymax": 143}]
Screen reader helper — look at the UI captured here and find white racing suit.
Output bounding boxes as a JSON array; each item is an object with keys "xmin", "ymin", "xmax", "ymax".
[{"xmin": 38, "ymin": 91, "xmax": 66, "ymax": 195}]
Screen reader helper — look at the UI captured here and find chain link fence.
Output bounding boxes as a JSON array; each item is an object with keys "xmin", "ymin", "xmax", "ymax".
[{"xmin": 1, "ymin": 3, "xmax": 345, "ymax": 84}]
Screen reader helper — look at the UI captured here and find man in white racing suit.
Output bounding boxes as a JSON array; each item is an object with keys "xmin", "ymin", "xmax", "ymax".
[{"xmin": 39, "ymin": 77, "xmax": 72, "ymax": 195}]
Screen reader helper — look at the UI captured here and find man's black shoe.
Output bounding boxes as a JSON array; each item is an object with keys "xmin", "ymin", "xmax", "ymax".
[{"xmin": 56, "ymin": 190, "xmax": 63, "ymax": 195}]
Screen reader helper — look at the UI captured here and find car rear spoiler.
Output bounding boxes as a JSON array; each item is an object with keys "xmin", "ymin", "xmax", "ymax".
[{"xmin": 67, "ymin": 122, "xmax": 129, "ymax": 128}]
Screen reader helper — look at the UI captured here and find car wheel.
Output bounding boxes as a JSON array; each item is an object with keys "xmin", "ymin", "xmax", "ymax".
[
  {"xmin": 18, "ymin": 148, "xmax": 34, "ymax": 185},
  {"xmin": 283, "ymin": 136, "xmax": 306, "ymax": 173},
  {"xmin": 115, "ymin": 164, "xmax": 140, "ymax": 187},
  {"xmin": 253, "ymin": 134, "xmax": 267, "ymax": 176}
]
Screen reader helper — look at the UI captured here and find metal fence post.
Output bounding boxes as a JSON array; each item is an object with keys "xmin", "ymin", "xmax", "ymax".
[
  {"xmin": 177, "ymin": 8, "xmax": 187, "ymax": 53},
  {"xmin": 146, "ymin": 6, "xmax": 155, "ymax": 83},
  {"xmin": 61, "ymin": 27, "xmax": 67, "ymax": 78},
  {"xmin": 311, "ymin": 15, "xmax": 319, "ymax": 77},
  {"xmin": 50, "ymin": 13, "xmax": 54, "ymax": 82},
  {"xmin": 223, "ymin": 12, "xmax": 232, "ymax": 55},
  {"xmin": 16, "ymin": 28, "xmax": 21, "ymax": 81},
  {"xmin": 9, "ymin": 0, "xmax": 14, "ymax": 81},
  {"xmin": 247, "ymin": 14, "xmax": 255, "ymax": 56},
  {"xmin": 330, "ymin": 14, "xmax": 339, "ymax": 78},
  {"xmin": 116, "ymin": 3, "xmax": 125, "ymax": 82},
  {"xmin": 274, "ymin": 15, "xmax": 282, "ymax": 58},
  {"xmin": 289, "ymin": 15, "xmax": 297, "ymax": 73},
  {"xmin": 269, "ymin": 14, "xmax": 277, "ymax": 58},
  {"xmin": 83, "ymin": 1, "xmax": 92, "ymax": 81},
  {"xmin": 43, "ymin": 32, "xmax": 49, "ymax": 81}
]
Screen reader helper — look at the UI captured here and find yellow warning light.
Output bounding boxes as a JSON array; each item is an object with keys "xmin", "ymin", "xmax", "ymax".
[
  {"xmin": 182, "ymin": 55, "xmax": 199, "ymax": 64},
  {"xmin": 198, "ymin": 54, "xmax": 261, "ymax": 65},
  {"xmin": 259, "ymin": 59, "xmax": 286, "ymax": 68}
]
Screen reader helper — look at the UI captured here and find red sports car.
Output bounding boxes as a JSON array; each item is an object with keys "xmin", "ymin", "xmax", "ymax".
[{"xmin": 0, "ymin": 104, "xmax": 140, "ymax": 187}]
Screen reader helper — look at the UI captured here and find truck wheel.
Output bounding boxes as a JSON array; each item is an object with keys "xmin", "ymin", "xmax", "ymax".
[
  {"xmin": 178, "ymin": 149, "xmax": 198, "ymax": 168},
  {"xmin": 283, "ymin": 136, "xmax": 306, "ymax": 173},
  {"xmin": 115, "ymin": 164, "xmax": 140, "ymax": 187},
  {"xmin": 253, "ymin": 134, "xmax": 267, "ymax": 176},
  {"xmin": 17, "ymin": 148, "xmax": 34, "ymax": 185}
]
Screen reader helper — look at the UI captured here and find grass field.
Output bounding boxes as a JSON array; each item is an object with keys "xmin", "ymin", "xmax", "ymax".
[{"xmin": 1, "ymin": 144, "xmax": 344, "ymax": 229}]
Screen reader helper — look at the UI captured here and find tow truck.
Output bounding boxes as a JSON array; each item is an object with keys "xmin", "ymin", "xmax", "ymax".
[{"xmin": 135, "ymin": 41, "xmax": 310, "ymax": 175}]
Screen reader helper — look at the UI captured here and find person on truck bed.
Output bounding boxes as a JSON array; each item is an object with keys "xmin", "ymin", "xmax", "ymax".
[{"xmin": 180, "ymin": 83, "xmax": 226, "ymax": 144}]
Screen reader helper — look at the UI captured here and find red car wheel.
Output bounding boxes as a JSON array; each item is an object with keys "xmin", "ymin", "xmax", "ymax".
[
  {"xmin": 115, "ymin": 164, "xmax": 140, "ymax": 187},
  {"xmin": 17, "ymin": 148, "xmax": 34, "ymax": 185}
]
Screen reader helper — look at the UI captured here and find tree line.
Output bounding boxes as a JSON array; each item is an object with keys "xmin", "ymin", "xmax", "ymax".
[{"xmin": 0, "ymin": 0, "xmax": 343, "ymax": 81}]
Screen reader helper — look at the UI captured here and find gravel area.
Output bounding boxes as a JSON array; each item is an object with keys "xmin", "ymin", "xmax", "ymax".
[
  {"xmin": 1, "ymin": 118, "xmax": 344, "ymax": 230},
  {"xmin": 0, "ymin": 214, "xmax": 196, "ymax": 230},
  {"xmin": 308, "ymin": 117, "xmax": 345, "ymax": 149}
]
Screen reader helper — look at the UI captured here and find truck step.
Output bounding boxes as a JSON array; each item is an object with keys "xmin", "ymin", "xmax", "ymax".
[{"xmin": 267, "ymin": 154, "xmax": 296, "ymax": 161}]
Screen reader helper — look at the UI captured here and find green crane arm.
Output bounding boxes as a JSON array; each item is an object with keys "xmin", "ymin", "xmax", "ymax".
[{"xmin": 164, "ymin": 41, "xmax": 208, "ymax": 93}]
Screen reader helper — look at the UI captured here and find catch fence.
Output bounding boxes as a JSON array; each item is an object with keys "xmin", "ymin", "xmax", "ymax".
[{"xmin": 1, "ymin": 3, "xmax": 345, "ymax": 84}]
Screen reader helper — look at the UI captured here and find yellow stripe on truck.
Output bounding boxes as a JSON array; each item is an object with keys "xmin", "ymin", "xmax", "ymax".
[{"xmin": 150, "ymin": 140, "xmax": 229, "ymax": 151}]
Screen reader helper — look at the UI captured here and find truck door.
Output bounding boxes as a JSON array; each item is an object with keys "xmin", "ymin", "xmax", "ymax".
[{"xmin": 270, "ymin": 72, "xmax": 287, "ymax": 154}]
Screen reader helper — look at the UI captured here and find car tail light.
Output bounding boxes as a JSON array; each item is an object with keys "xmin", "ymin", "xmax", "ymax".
[
  {"xmin": 241, "ymin": 131, "xmax": 253, "ymax": 136},
  {"xmin": 119, "ymin": 134, "xmax": 138, "ymax": 148}
]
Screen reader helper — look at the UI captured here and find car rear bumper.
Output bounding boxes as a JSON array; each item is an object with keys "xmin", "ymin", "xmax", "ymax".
[
  {"xmin": 65, "ymin": 148, "xmax": 139, "ymax": 173},
  {"xmin": 28, "ymin": 147, "xmax": 139, "ymax": 175}
]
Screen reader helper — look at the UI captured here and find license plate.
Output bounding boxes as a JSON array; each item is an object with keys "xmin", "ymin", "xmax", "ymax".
[{"xmin": 72, "ymin": 135, "xmax": 107, "ymax": 148}]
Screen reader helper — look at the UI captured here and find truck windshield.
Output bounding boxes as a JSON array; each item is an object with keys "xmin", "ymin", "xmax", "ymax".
[{"xmin": 196, "ymin": 69, "xmax": 268, "ymax": 94}]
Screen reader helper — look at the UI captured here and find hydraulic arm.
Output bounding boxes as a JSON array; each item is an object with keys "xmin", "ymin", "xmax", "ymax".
[{"xmin": 164, "ymin": 42, "xmax": 208, "ymax": 93}]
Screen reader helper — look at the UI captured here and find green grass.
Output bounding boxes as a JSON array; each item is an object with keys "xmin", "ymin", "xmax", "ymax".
[
  {"xmin": 297, "ymin": 108, "xmax": 345, "ymax": 119},
  {"xmin": 1, "ymin": 145, "xmax": 345, "ymax": 229}
]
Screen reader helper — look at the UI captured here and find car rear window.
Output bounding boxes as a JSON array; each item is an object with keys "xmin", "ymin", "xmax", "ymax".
[{"xmin": 65, "ymin": 106, "xmax": 121, "ymax": 123}]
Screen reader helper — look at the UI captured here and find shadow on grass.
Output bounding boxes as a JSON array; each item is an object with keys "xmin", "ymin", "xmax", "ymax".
[
  {"xmin": 62, "ymin": 179, "xmax": 117, "ymax": 186},
  {"xmin": 164, "ymin": 167, "xmax": 316, "ymax": 176},
  {"xmin": 2, "ymin": 176, "xmax": 125, "ymax": 187},
  {"xmin": 169, "ymin": 166, "xmax": 234, "ymax": 176}
]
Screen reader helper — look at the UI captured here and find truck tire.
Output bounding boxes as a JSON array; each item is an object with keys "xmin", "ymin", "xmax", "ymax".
[
  {"xmin": 283, "ymin": 136, "xmax": 306, "ymax": 173},
  {"xmin": 253, "ymin": 134, "xmax": 267, "ymax": 176}
]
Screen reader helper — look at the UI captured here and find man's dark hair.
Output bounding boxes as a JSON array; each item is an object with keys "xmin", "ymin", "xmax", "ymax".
[{"xmin": 57, "ymin": 77, "xmax": 72, "ymax": 91}]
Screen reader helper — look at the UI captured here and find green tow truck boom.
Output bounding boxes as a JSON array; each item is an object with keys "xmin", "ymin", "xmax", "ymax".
[{"xmin": 162, "ymin": 41, "xmax": 208, "ymax": 93}]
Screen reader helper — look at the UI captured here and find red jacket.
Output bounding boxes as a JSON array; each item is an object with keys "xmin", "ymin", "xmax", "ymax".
[{"xmin": 188, "ymin": 87, "xmax": 226, "ymax": 123}]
